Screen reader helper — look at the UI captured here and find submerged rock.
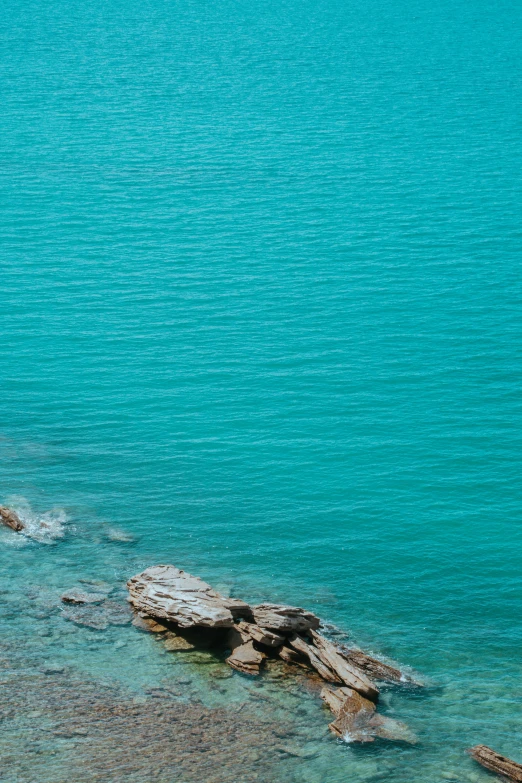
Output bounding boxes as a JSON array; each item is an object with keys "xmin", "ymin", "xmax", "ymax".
[
  {"xmin": 127, "ymin": 565, "xmax": 251, "ymax": 628},
  {"xmin": 61, "ymin": 589, "xmax": 106, "ymax": 605},
  {"xmin": 61, "ymin": 599, "xmax": 131, "ymax": 630},
  {"xmin": 0, "ymin": 505, "xmax": 25, "ymax": 532},
  {"xmin": 164, "ymin": 634, "xmax": 196, "ymax": 651},
  {"xmin": 131, "ymin": 614, "xmax": 169, "ymax": 633}
]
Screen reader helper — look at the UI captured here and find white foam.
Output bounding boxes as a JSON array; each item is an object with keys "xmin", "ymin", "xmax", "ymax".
[{"xmin": 5, "ymin": 496, "xmax": 67, "ymax": 544}]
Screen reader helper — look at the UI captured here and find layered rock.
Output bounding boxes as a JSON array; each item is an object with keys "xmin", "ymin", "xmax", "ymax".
[
  {"xmin": 127, "ymin": 565, "xmax": 251, "ymax": 628},
  {"xmin": 252, "ymin": 603, "xmax": 320, "ymax": 634},
  {"xmin": 469, "ymin": 745, "xmax": 522, "ymax": 782},
  {"xmin": 311, "ymin": 631, "xmax": 379, "ymax": 702}
]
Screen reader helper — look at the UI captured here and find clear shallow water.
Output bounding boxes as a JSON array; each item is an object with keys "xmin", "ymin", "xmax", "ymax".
[{"xmin": 1, "ymin": 0, "xmax": 522, "ymax": 780}]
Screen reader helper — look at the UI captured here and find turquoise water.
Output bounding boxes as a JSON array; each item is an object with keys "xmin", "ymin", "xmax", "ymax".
[{"xmin": 1, "ymin": 0, "xmax": 522, "ymax": 780}]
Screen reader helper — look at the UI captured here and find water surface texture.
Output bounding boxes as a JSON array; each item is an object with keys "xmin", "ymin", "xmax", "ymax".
[{"xmin": 1, "ymin": 0, "xmax": 522, "ymax": 781}]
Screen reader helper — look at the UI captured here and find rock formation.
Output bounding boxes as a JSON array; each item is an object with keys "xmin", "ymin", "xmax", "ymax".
[
  {"xmin": 469, "ymin": 745, "xmax": 522, "ymax": 782},
  {"xmin": 126, "ymin": 564, "xmax": 419, "ymax": 743}
]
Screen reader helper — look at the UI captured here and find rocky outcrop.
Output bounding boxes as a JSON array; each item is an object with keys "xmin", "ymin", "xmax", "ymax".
[
  {"xmin": 0, "ymin": 505, "xmax": 24, "ymax": 532},
  {"xmin": 469, "ymin": 746, "xmax": 522, "ymax": 782},
  {"xmin": 126, "ymin": 563, "xmax": 419, "ymax": 742},
  {"xmin": 252, "ymin": 603, "xmax": 320, "ymax": 634},
  {"xmin": 127, "ymin": 565, "xmax": 251, "ymax": 628}
]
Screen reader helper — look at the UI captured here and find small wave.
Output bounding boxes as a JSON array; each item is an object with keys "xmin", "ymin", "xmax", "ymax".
[{"xmin": 4, "ymin": 496, "xmax": 67, "ymax": 544}]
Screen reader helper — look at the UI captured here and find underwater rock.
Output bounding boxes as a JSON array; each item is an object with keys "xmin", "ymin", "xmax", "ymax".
[
  {"xmin": 61, "ymin": 589, "xmax": 106, "ymax": 605},
  {"xmin": 61, "ymin": 605, "xmax": 109, "ymax": 630},
  {"xmin": 469, "ymin": 745, "xmax": 522, "ymax": 782},
  {"xmin": 311, "ymin": 631, "xmax": 379, "ymax": 702},
  {"xmin": 127, "ymin": 565, "xmax": 251, "ymax": 628},
  {"xmin": 105, "ymin": 527, "xmax": 136, "ymax": 543},
  {"xmin": 61, "ymin": 599, "xmax": 131, "ymax": 630},
  {"xmin": 132, "ymin": 614, "xmax": 169, "ymax": 633},
  {"xmin": 252, "ymin": 603, "xmax": 320, "ymax": 634},
  {"xmin": 164, "ymin": 634, "xmax": 196, "ymax": 651},
  {"xmin": 0, "ymin": 506, "xmax": 24, "ymax": 532},
  {"xmin": 226, "ymin": 640, "xmax": 265, "ymax": 675},
  {"xmin": 369, "ymin": 713, "xmax": 417, "ymax": 744}
]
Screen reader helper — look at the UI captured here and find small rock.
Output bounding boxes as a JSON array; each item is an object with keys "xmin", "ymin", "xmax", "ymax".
[
  {"xmin": 41, "ymin": 664, "xmax": 65, "ymax": 675},
  {"xmin": 105, "ymin": 528, "xmax": 136, "ymax": 543},
  {"xmin": 62, "ymin": 589, "xmax": 106, "ymax": 605}
]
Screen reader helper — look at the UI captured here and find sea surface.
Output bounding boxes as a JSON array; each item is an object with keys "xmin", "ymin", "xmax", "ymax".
[{"xmin": 1, "ymin": 0, "xmax": 521, "ymax": 780}]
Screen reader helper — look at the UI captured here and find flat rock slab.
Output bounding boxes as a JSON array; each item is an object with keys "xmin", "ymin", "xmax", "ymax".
[
  {"xmin": 252, "ymin": 604, "xmax": 320, "ymax": 634},
  {"xmin": 127, "ymin": 565, "xmax": 251, "ymax": 628}
]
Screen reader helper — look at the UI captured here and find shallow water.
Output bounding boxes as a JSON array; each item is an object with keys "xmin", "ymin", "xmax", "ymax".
[{"xmin": 1, "ymin": 0, "xmax": 522, "ymax": 779}]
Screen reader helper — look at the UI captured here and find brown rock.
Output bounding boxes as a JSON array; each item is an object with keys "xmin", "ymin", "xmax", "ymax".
[
  {"xmin": 340, "ymin": 648, "xmax": 411, "ymax": 684},
  {"xmin": 321, "ymin": 685, "xmax": 416, "ymax": 744},
  {"xmin": 311, "ymin": 631, "xmax": 379, "ymax": 702},
  {"xmin": 132, "ymin": 615, "xmax": 169, "ymax": 633},
  {"xmin": 288, "ymin": 634, "xmax": 342, "ymax": 683},
  {"xmin": 252, "ymin": 604, "xmax": 320, "ymax": 634},
  {"xmin": 164, "ymin": 635, "xmax": 196, "ymax": 651},
  {"xmin": 469, "ymin": 745, "xmax": 522, "ymax": 782},
  {"xmin": 326, "ymin": 687, "xmax": 377, "ymax": 742},
  {"xmin": 236, "ymin": 622, "xmax": 285, "ymax": 648},
  {"xmin": 127, "ymin": 565, "xmax": 251, "ymax": 629},
  {"xmin": 0, "ymin": 506, "xmax": 24, "ymax": 532},
  {"xmin": 226, "ymin": 641, "xmax": 265, "ymax": 675}
]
